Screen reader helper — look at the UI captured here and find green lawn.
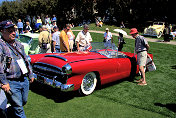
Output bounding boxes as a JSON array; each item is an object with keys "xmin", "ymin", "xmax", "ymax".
[{"xmin": 24, "ymin": 25, "xmax": 176, "ymax": 118}]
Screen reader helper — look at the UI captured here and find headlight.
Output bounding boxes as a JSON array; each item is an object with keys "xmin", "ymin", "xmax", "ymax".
[
  {"xmin": 27, "ymin": 55, "xmax": 31, "ymax": 63},
  {"xmin": 62, "ymin": 64, "xmax": 72, "ymax": 75}
]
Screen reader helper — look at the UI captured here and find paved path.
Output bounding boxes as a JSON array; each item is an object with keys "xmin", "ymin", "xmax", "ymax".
[{"xmin": 73, "ymin": 30, "xmax": 176, "ymax": 45}]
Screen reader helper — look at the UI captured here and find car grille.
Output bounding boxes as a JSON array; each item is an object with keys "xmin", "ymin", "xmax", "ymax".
[
  {"xmin": 147, "ymin": 28, "xmax": 155, "ymax": 34},
  {"xmin": 32, "ymin": 62, "xmax": 67, "ymax": 83}
]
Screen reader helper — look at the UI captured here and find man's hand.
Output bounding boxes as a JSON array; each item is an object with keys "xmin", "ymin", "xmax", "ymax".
[{"xmin": 1, "ymin": 83, "xmax": 10, "ymax": 93}]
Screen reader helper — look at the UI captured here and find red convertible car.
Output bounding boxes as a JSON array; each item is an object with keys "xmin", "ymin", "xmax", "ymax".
[{"xmin": 29, "ymin": 43, "xmax": 153, "ymax": 95}]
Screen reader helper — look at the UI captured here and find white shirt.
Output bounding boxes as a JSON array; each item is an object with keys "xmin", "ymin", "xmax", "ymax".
[
  {"xmin": 67, "ymin": 32, "xmax": 74, "ymax": 40},
  {"xmin": 75, "ymin": 31, "xmax": 92, "ymax": 46},
  {"xmin": 52, "ymin": 31, "xmax": 60, "ymax": 46},
  {"xmin": 104, "ymin": 32, "xmax": 112, "ymax": 41}
]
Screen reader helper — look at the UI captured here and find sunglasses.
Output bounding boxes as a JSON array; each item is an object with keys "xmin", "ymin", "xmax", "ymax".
[{"xmin": 6, "ymin": 28, "xmax": 15, "ymax": 33}]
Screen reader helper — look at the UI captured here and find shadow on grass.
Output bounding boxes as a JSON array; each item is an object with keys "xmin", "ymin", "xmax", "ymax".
[
  {"xmin": 30, "ymin": 75, "xmax": 136, "ymax": 103},
  {"xmin": 171, "ymin": 65, "xmax": 176, "ymax": 69},
  {"xmin": 154, "ymin": 103, "xmax": 176, "ymax": 113},
  {"xmin": 30, "ymin": 81, "xmax": 79, "ymax": 103}
]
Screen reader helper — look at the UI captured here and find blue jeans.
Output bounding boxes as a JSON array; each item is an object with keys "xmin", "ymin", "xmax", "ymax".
[
  {"xmin": 55, "ymin": 45, "xmax": 61, "ymax": 53},
  {"xmin": 6, "ymin": 77, "xmax": 29, "ymax": 118}
]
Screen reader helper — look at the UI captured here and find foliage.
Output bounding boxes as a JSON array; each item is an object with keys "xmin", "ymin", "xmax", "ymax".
[{"xmin": 0, "ymin": 0, "xmax": 170, "ymax": 26}]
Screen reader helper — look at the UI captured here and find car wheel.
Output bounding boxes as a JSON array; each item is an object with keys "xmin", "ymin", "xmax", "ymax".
[
  {"xmin": 157, "ymin": 31, "xmax": 162, "ymax": 38},
  {"xmin": 79, "ymin": 72, "xmax": 97, "ymax": 96}
]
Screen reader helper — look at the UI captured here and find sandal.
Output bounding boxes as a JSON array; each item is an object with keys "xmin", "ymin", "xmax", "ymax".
[
  {"xmin": 138, "ymin": 82, "xmax": 147, "ymax": 86},
  {"xmin": 135, "ymin": 79, "xmax": 143, "ymax": 83}
]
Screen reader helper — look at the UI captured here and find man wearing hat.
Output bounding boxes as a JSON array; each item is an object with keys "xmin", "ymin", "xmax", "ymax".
[
  {"xmin": 75, "ymin": 24, "xmax": 92, "ymax": 51},
  {"xmin": 0, "ymin": 20, "xmax": 34, "ymax": 117},
  {"xmin": 104, "ymin": 28, "xmax": 113, "ymax": 48},
  {"xmin": 130, "ymin": 28, "xmax": 150, "ymax": 86}
]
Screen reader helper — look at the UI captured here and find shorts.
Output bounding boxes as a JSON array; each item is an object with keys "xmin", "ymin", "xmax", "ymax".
[{"xmin": 137, "ymin": 51, "xmax": 147, "ymax": 66}]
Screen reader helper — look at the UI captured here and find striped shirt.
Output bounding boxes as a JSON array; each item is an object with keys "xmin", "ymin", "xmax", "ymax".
[
  {"xmin": 135, "ymin": 35, "xmax": 148, "ymax": 53},
  {"xmin": 0, "ymin": 38, "xmax": 34, "ymax": 84}
]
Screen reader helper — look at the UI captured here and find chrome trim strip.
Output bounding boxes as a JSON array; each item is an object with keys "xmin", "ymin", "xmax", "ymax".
[
  {"xmin": 34, "ymin": 73, "xmax": 74, "ymax": 92},
  {"xmin": 45, "ymin": 55, "xmax": 68, "ymax": 62},
  {"xmin": 143, "ymin": 34, "xmax": 157, "ymax": 37}
]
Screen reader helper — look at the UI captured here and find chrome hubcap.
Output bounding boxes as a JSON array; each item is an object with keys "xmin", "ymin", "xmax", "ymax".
[{"xmin": 83, "ymin": 74, "xmax": 94, "ymax": 91}]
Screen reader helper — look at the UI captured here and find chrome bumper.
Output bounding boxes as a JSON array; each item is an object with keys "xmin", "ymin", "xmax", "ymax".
[
  {"xmin": 33, "ymin": 73, "xmax": 74, "ymax": 92},
  {"xmin": 143, "ymin": 34, "xmax": 157, "ymax": 37}
]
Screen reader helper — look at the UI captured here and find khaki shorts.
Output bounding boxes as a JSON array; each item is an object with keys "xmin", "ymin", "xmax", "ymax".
[{"xmin": 137, "ymin": 51, "xmax": 147, "ymax": 66}]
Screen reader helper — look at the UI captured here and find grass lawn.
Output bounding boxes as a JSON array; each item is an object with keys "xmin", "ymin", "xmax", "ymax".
[{"xmin": 24, "ymin": 24, "xmax": 176, "ymax": 118}]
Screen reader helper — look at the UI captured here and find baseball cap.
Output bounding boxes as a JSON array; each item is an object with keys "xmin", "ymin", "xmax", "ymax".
[
  {"xmin": 83, "ymin": 24, "xmax": 89, "ymax": 29},
  {"xmin": 0, "ymin": 20, "xmax": 15, "ymax": 30},
  {"xmin": 106, "ymin": 28, "xmax": 109, "ymax": 31},
  {"xmin": 129, "ymin": 28, "xmax": 138, "ymax": 34}
]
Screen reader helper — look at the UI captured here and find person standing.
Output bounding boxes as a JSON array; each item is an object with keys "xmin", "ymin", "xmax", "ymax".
[
  {"xmin": 52, "ymin": 15, "xmax": 57, "ymax": 22},
  {"xmin": 60, "ymin": 24, "xmax": 70, "ymax": 52},
  {"xmin": 163, "ymin": 23, "xmax": 171, "ymax": 42},
  {"xmin": 0, "ymin": 20, "xmax": 34, "ymax": 118},
  {"xmin": 38, "ymin": 25, "xmax": 52, "ymax": 53},
  {"xmin": 45, "ymin": 15, "xmax": 51, "ymax": 25},
  {"xmin": 129, "ymin": 28, "xmax": 150, "ymax": 86},
  {"xmin": 52, "ymin": 26, "xmax": 60, "ymax": 53},
  {"xmin": 25, "ymin": 21, "xmax": 32, "ymax": 33},
  {"xmin": 17, "ymin": 19, "xmax": 23, "ymax": 34},
  {"xmin": 67, "ymin": 29, "xmax": 75, "ymax": 52},
  {"xmin": 75, "ymin": 24, "xmax": 92, "ymax": 51},
  {"xmin": 118, "ymin": 33, "xmax": 125, "ymax": 51},
  {"xmin": 104, "ymin": 28, "xmax": 113, "ymax": 48}
]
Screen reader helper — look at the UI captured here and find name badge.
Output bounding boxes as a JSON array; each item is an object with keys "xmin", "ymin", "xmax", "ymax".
[{"xmin": 16, "ymin": 59, "xmax": 28, "ymax": 74}]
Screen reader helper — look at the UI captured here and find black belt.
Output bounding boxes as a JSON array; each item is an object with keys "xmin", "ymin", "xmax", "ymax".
[
  {"xmin": 137, "ymin": 50, "xmax": 147, "ymax": 54},
  {"xmin": 7, "ymin": 77, "xmax": 24, "ymax": 82},
  {"xmin": 79, "ymin": 45, "xmax": 84, "ymax": 47}
]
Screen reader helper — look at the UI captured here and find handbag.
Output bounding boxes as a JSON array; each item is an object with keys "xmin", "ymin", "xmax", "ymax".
[{"xmin": 146, "ymin": 55, "xmax": 156, "ymax": 72}]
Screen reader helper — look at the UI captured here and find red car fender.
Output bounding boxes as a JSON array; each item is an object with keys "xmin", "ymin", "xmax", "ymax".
[{"xmin": 66, "ymin": 74, "xmax": 85, "ymax": 91}]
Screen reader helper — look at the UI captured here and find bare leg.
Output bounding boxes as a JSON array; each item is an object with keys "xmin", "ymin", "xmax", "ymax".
[{"xmin": 138, "ymin": 66, "xmax": 147, "ymax": 85}]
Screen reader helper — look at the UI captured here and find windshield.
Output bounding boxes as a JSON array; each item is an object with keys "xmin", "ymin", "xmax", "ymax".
[
  {"xmin": 19, "ymin": 35, "xmax": 32, "ymax": 44},
  {"xmin": 91, "ymin": 42, "xmax": 118, "ymax": 51},
  {"xmin": 91, "ymin": 42, "xmax": 126, "ymax": 58},
  {"xmin": 29, "ymin": 39, "xmax": 38, "ymax": 50}
]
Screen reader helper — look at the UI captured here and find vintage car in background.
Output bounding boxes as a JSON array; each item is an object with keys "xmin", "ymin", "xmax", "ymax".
[
  {"xmin": 29, "ymin": 42, "xmax": 153, "ymax": 96},
  {"xmin": 18, "ymin": 33, "xmax": 40, "ymax": 55},
  {"xmin": 143, "ymin": 22, "xmax": 165, "ymax": 38}
]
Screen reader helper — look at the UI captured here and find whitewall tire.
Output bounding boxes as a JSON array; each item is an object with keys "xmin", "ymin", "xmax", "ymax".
[{"xmin": 79, "ymin": 72, "xmax": 97, "ymax": 96}]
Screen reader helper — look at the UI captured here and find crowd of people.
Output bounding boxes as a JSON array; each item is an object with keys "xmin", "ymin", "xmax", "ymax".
[{"xmin": 0, "ymin": 14, "xmax": 152, "ymax": 118}]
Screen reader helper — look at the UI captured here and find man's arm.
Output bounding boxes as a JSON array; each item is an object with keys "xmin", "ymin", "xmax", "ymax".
[
  {"xmin": 38, "ymin": 32, "xmax": 43, "ymax": 47},
  {"xmin": 76, "ymin": 41, "xmax": 80, "ymax": 51},
  {"xmin": 52, "ymin": 41, "xmax": 56, "ymax": 52},
  {"xmin": 146, "ymin": 44, "xmax": 150, "ymax": 51}
]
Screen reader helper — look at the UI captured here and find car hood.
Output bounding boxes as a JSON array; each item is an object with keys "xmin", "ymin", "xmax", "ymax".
[
  {"xmin": 46, "ymin": 51, "xmax": 107, "ymax": 63},
  {"xmin": 31, "ymin": 51, "xmax": 107, "ymax": 67}
]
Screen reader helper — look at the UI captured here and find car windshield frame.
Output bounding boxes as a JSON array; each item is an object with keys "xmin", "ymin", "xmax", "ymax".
[{"xmin": 91, "ymin": 42, "xmax": 127, "ymax": 58}]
